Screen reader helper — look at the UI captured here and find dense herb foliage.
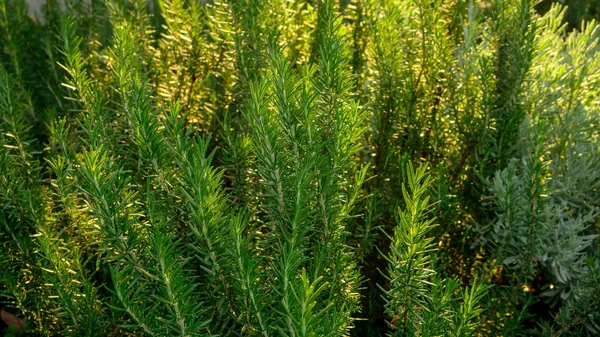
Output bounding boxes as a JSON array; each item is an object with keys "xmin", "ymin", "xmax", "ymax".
[{"xmin": 0, "ymin": 0, "xmax": 599, "ymax": 336}]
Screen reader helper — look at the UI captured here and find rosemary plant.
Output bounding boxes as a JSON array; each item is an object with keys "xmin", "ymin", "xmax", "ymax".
[{"xmin": 0, "ymin": 0, "xmax": 598, "ymax": 336}]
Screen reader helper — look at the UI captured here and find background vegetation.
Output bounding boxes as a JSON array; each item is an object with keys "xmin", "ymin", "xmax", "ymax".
[{"xmin": 0, "ymin": 0, "xmax": 599, "ymax": 336}]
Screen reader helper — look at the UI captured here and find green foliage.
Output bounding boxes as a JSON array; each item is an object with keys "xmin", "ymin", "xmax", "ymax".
[
  {"xmin": 383, "ymin": 163, "xmax": 489, "ymax": 337},
  {"xmin": 0, "ymin": 0, "xmax": 599, "ymax": 336}
]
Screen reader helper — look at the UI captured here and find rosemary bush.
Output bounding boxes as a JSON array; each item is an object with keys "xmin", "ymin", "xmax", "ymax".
[{"xmin": 0, "ymin": 0, "xmax": 599, "ymax": 336}]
